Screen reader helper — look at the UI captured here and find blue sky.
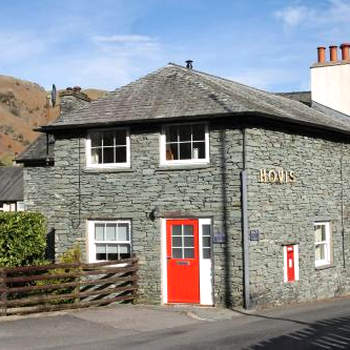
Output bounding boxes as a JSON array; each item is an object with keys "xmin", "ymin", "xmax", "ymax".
[{"xmin": 1, "ymin": 0, "xmax": 350, "ymax": 92}]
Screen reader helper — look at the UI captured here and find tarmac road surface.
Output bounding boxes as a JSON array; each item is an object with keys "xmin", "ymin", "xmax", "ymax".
[{"xmin": 1, "ymin": 296, "xmax": 350, "ymax": 349}]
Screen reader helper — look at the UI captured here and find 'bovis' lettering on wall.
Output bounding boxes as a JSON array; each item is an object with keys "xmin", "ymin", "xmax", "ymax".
[{"xmin": 259, "ymin": 169, "xmax": 296, "ymax": 184}]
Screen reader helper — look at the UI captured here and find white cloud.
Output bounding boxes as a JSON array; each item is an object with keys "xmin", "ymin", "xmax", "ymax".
[
  {"xmin": 274, "ymin": 6, "xmax": 308, "ymax": 27},
  {"xmin": 93, "ymin": 34, "xmax": 156, "ymax": 43},
  {"xmin": 274, "ymin": 0, "xmax": 350, "ymax": 28}
]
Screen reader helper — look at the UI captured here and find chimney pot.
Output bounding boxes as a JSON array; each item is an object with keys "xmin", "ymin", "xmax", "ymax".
[
  {"xmin": 329, "ymin": 45, "xmax": 338, "ymax": 62},
  {"xmin": 185, "ymin": 60, "xmax": 193, "ymax": 69},
  {"xmin": 317, "ymin": 47, "xmax": 326, "ymax": 63},
  {"xmin": 340, "ymin": 43, "xmax": 350, "ymax": 60}
]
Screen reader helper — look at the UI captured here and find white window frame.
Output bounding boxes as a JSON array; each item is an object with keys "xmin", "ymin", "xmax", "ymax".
[
  {"xmin": 314, "ymin": 221, "xmax": 331, "ymax": 267},
  {"xmin": 87, "ymin": 220, "xmax": 132, "ymax": 263},
  {"xmin": 160, "ymin": 122, "xmax": 210, "ymax": 166},
  {"xmin": 86, "ymin": 127, "xmax": 130, "ymax": 169}
]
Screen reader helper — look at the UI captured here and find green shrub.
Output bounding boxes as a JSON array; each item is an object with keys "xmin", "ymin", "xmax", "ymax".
[
  {"xmin": 0, "ymin": 212, "xmax": 47, "ymax": 267},
  {"xmin": 35, "ymin": 244, "xmax": 82, "ymax": 304}
]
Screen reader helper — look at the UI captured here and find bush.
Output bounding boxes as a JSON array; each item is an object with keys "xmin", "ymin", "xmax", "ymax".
[
  {"xmin": 0, "ymin": 212, "xmax": 47, "ymax": 267},
  {"xmin": 35, "ymin": 244, "xmax": 82, "ymax": 304}
]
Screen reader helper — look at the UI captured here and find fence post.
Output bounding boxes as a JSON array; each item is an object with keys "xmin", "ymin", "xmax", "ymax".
[
  {"xmin": 74, "ymin": 263, "xmax": 81, "ymax": 305},
  {"xmin": 0, "ymin": 269, "xmax": 7, "ymax": 316}
]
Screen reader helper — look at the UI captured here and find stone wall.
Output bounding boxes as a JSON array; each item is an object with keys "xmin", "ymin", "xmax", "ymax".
[
  {"xmin": 246, "ymin": 127, "xmax": 350, "ymax": 307},
  {"xmin": 23, "ymin": 118, "xmax": 350, "ymax": 308},
  {"xmin": 24, "ymin": 121, "xmax": 244, "ymax": 306}
]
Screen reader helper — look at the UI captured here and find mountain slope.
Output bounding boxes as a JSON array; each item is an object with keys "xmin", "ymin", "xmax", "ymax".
[{"xmin": 0, "ymin": 75, "xmax": 106, "ymax": 165}]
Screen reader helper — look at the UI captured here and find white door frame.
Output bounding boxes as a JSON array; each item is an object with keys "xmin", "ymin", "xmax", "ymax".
[{"xmin": 160, "ymin": 218, "xmax": 213, "ymax": 305}]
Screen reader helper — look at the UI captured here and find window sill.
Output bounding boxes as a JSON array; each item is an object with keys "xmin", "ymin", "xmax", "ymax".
[
  {"xmin": 315, "ymin": 264, "xmax": 335, "ymax": 271},
  {"xmin": 156, "ymin": 164, "xmax": 211, "ymax": 171},
  {"xmin": 83, "ymin": 168, "xmax": 134, "ymax": 174}
]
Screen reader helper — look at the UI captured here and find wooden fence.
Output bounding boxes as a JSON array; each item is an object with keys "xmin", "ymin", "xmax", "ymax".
[{"xmin": 0, "ymin": 257, "xmax": 138, "ymax": 316}]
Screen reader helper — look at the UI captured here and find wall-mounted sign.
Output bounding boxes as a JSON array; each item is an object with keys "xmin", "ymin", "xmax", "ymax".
[
  {"xmin": 249, "ymin": 229, "xmax": 260, "ymax": 241},
  {"xmin": 259, "ymin": 168, "xmax": 296, "ymax": 184},
  {"xmin": 213, "ymin": 232, "xmax": 226, "ymax": 244}
]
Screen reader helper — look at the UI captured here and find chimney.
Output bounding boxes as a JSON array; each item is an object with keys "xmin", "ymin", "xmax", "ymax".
[
  {"xmin": 329, "ymin": 45, "xmax": 338, "ymax": 62},
  {"xmin": 317, "ymin": 47, "xmax": 326, "ymax": 63},
  {"xmin": 311, "ymin": 43, "xmax": 350, "ymax": 115},
  {"xmin": 58, "ymin": 86, "xmax": 91, "ymax": 120},
  {"xmin": 340, "ymin": 43, "xmax": 350, "ymax": 61}
]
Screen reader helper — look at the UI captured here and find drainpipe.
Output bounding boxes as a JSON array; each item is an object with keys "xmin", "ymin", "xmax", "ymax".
[{"xmin": 241, "ymin": 128, "xmax": 251, "ymax": 309}]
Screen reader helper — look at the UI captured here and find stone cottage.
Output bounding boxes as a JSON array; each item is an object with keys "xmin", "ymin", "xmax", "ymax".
[{"xmin": 17, "ymin": 46, "xmax": 350, "ymax": 308}]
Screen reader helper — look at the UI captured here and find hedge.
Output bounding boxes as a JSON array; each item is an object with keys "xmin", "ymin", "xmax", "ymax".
[{"xmin": 0, "ymin": 212, "xmax": 47, "ymax": 267}]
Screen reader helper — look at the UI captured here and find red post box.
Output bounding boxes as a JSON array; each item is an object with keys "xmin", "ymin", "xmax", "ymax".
[{"xmin": 284, "ymin": 244, "xmax": 299, "ymax": 283}]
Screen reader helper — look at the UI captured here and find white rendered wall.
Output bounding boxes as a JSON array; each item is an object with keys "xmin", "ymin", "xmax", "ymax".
[{"xmin": 311, "ymin": 63, "xmax": 350, "ymax": 116}]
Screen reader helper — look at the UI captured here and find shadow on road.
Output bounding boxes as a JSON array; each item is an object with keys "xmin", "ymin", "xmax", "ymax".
[{"xmin": 246, "ymin": 314, "xmax": 350, "ymax": 349}]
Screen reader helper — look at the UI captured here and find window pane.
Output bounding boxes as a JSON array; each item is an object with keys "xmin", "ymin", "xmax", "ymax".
[
  {"xmin": 184, "ymin": 248, "xmax": 194, "ymax": 258},
  {"xmin": 166, "ymin": 144, "xmax": 178, "ymax": 160},
  {"xmin": 314, "ymin": 225, "xmax": 326, "ymax": 242},
  {"xmin": 91, "ymin": 132, "xmax": 102, "ymax": 147},
  {"xmin": 116, "ymin": 130, "xmax": 127, "ymax": 146},
  {"xmin": 172, "ymin": 237, "xmax": 182, "ymax": 247},
  {"xmin": 107, "ymin": 244, "xmax": 118, "ymax": 260},
  {"xmin": 315, "ymin": 244, "xmax": 325, "ymax": 261},
  {"xmin": 166, "ymin": 126, "xmax": 178, "ymax": 142},
  {"xmin": 91, "ymin": 148, "xmax": 102, "ymax": 164},
  {"xmin": 106, "ymin": 224, "xmax": 116, "ymax": 240},
  {"xmin": 116, "ymin": 147, "xmax": 127, "ymax": 163},
  {"xmin": 118, "ymin": 223, "xmax": 129, "ymax": 241},
  {"xmin": 202, "ymin": 224, "xmax": 211, "ymax": 236},
  {"xmin": 119, "ymin": 244, "xmax": 131, "ymax": 259},
  {"xmin": 103, "ymin": 147, "xmax": 114, "ymax": 163},
  {"xmin": 95, "ymin": 224, "xmax": 105, "ymax": 241},
  {"xmin": 203, "ymin": 248, "xmax": 211, "ymax": 259},
  {"xmin": 172, "ymin": 248, "xmax": 182, "ymax": 258},
  {"xmin": 172, "ymin": 225, "xmax": 182, "ymax": 236},
  {"xmin": 184, "ymin": 237, "xmax": 194, "ymax": 247},
  {"xmin": 103, "ymin": 131, "xmax": 114, "ymax": 146},
  {"xmin": 180, "ymin": 143, "xmax": 191, "ymax": 160},
  {"xmin": 193, "ymin": 125, "xmax": 205, "ymax": 141},
  {"xmin": 203, "ymin": 237, "xmax": 211, "ymax": 247},
  {"xmin": 193, "ymin": 141, "xmax": 205, "ymax": 159},
  {"xmin": 183, "ymin": 225, "xmax": 193, "ymax": 236},
  {"xmin": 96, "ymin": 244, "xmax": 106, "ymax": 260},
  {"xmin": 179, "ymin": 125, "xmax": 191, "ymax": 142}
]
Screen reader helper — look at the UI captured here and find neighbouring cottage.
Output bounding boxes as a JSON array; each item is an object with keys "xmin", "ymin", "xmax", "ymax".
[
  {"xmin": 0, "ymin": 167, "xmax": 24, "ymax": 212},
  {"xmin": 16, "ymin": 46, "xmax": 350, "ymax": 309}
]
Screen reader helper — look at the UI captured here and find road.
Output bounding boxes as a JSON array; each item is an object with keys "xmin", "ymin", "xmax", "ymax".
[{"xmin": 1, "ymin": 297, "xmax": 350, "ymax": 349}]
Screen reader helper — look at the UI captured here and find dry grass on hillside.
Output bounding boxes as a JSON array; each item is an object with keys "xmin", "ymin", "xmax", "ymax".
[{"xmin": 0, "ymin": 75, "xmax": 106, "ymax": 165}]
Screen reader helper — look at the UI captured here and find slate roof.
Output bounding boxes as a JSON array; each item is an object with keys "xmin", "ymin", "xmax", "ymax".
[
  {"xmin": 0, "ymin": 167, "xmax": 23, "ymax": 202},
  {"xmin": 39, "ymin": 63, "xmax": 350, "ymax": 135},
  {"xmin": 16, "ymin": 134, "xmax": 53, "ymax": 163},
  {"xmin": 276, "ymin": 91, "xmax": 311, "ymax": 106}
]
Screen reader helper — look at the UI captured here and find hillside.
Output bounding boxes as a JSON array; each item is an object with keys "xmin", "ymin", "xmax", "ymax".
[{"xmin": 0, "ymin": 75, "xmax": 107, "ymax": 165}]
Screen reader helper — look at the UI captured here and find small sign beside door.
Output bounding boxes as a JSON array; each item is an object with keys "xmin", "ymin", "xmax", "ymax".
[
  {"xmin": 249, "ymin": 229, "xmax": 260, "ymax": 241},
  {"xmin": 213, "ymin": 231, "xmax": 226, "ymax": 243}
]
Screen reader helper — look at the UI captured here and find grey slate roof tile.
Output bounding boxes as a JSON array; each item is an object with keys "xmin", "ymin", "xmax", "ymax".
[
  {"xmin": 0, "ymin": 167, "xmax": 23, "ymax": 202},
  {"xmin": 40, "ymin": 63, "xmax": 350, "ymax": 134}
]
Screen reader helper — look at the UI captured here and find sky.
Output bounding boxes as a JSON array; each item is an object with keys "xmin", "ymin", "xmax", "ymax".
[{"xmin": 1, "ymin": 0, "xmax": 350, "ymax": 92}]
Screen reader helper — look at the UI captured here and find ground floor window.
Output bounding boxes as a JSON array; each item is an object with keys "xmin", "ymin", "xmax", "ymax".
[
  {"xmin": 87, "ymin": 220, "xmax": 131, "ymax": 263},
  {"xmin": 314, "ymin": 221, "xmax": 331, "ymax": 267}
]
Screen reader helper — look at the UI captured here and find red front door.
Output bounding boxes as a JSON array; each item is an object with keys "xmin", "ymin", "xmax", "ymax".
[{"xmin": 166, "ymin": 219, "xmax": 200, "ymax": 304}]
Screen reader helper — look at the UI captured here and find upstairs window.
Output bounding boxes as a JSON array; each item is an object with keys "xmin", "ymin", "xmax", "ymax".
[
  {"xmin": 314, "ymin": 222, "xmax": 331, "ymax": 267},
  {"xmin": 86, "ymin": 128, "xmax": 130, "ymax": 168},
  {"xmin": 160, "ymin": 123, "xmax": 209, "ymax": 165}
]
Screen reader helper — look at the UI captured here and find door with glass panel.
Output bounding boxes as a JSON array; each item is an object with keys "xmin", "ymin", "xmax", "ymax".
[{"xmin": 166, "ymin": 219, "xmax": 199, "ymax": 303}]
